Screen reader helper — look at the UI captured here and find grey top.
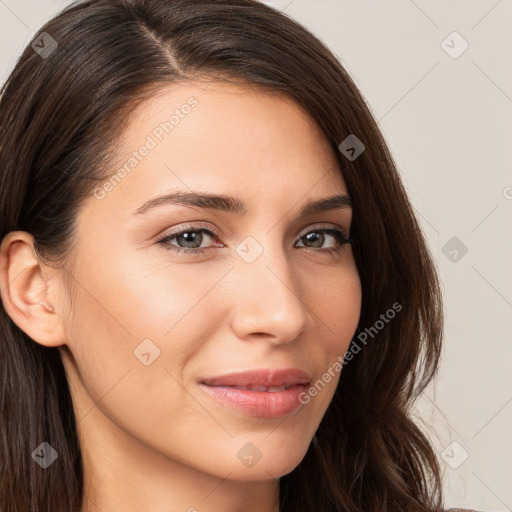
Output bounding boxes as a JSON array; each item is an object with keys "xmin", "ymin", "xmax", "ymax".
[{"xmin": 446, "ymin": 508, "xmax": 482, "ymax": 512}]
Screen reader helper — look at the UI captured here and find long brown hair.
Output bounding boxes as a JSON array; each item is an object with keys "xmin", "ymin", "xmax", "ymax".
[{"xmin": 0, "ymin": 1, "xmax": 444, "ymax": 510}]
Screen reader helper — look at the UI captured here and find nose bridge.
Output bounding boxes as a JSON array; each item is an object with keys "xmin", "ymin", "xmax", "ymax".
[{"xmin": 228, "ymin": 231, "xmax": 312, "ymax": 341}]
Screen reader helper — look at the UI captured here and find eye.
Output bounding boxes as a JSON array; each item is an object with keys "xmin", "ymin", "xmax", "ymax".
[
  {"xmin": 296, "ymin": 226, "xmax": 351, "ymax": 253},
  {"xmin": 156, "ymin": 224, "xmax": 352, "ymax": 256},
  {"xmin": 156, "ymin": 225, "xmax": 219, "ymax": 255}
]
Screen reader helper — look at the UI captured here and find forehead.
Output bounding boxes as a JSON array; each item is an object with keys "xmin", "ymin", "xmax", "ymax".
[{"xmin": 91, "ymin": 79, "xmax": 347, "ymax": 218}]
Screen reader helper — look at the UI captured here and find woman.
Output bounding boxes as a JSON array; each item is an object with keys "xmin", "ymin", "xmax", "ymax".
[{"xmin": 0, "ymin": 0, "xmax": 479, "ymax": 511}]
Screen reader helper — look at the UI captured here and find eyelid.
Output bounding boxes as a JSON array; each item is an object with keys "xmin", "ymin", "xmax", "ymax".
[
  {"xmin": 159, "ymin": 223, "xmax": 222, "ymax": 245},
  {"xmin": 297, "ymin": 222, "xmax": 350, "ymax": 239}
]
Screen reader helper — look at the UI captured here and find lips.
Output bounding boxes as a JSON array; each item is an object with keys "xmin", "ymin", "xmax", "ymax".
[
  {"xmin": 201, "ymin": 368, "xmax": 311, "ymax": 389},
  {"xmin": 199, "ymin": 368, "xmax": 312, "ymax": 417}
]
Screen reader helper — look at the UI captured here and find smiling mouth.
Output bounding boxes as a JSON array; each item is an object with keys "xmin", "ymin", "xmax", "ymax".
[{"xmin": 198, "ymin": 381, "xmax": 311, "ymax": 418}]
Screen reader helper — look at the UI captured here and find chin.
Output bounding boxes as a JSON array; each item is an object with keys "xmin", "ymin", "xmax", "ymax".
[{"xmin": 213, "ymin": 440, "xmax": 310, "ymax": 482}]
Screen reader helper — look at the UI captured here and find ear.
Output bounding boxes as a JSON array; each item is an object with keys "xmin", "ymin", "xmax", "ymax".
[{"xmin": 0, "ymin": 231, "xmax": 68, "ymax": 347}]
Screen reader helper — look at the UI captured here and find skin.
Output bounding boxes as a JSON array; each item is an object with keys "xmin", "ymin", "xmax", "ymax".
[{"xmin": 0, "ymin": 81, "xmax": 362, "ymax": 512}]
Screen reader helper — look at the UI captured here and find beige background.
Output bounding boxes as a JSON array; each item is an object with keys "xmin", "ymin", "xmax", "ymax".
[{"xmin": 1, "ymin": 1, "xmax": 511, "ymax": 510}]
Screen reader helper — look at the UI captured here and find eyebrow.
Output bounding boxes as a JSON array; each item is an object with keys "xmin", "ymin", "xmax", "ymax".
[{"xmin": 132, "ymin": 190, "xmax": 352, "ymax": 217}]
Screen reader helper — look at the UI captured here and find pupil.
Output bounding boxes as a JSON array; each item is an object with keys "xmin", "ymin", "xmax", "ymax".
[
  {"xmin": 179, "ymin": 231, "xmax": 202, "ymax": 248},
  {"xmin": 305, "ymin": 232, "xmax": 323, "ymax": 248}
]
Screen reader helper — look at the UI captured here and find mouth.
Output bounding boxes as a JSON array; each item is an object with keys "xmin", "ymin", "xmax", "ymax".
[{"xmin": 199, "ymin": 368, "xmax": 311, "ymax": 418}]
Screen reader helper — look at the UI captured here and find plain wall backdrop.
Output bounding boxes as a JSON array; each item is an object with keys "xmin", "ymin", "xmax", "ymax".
[{"xmin": 1, "ymin": 1, "xmax": 511, "ymax": 510}]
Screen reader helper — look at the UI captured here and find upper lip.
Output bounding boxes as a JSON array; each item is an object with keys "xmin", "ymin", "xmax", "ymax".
[{"xmin": 201, "ymin": 368, "xmax": 311, "ymax": 388}]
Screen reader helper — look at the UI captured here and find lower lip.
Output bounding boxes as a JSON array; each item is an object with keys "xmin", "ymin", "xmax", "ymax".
[{"xmin": 198, "ymin": 383, "xmax": 310, "ymax": 418}]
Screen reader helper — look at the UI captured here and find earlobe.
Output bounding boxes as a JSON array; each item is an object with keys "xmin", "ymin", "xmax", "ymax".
[{"xmin": 0, "ymin": 231, "xmax": 68, "ymax": 347}]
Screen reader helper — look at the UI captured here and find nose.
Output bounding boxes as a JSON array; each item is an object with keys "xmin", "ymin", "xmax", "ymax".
[{"xmin": 228, "ymin": 243, "xmax": 313, "ymax": 344}]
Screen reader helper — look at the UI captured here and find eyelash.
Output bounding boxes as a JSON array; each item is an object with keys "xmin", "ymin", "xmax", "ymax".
[{"xmin": 156, "ymin": 224, "xmax": 352, "ymax": 256}]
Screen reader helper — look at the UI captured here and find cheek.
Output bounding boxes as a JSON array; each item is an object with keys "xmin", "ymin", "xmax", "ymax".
[
  {"xmin": 288, "ymin": 266, "xmax": 362, "ymax": 413},
  {"xmin": 63, "ymin": 266, "xmax": 199, "ymax": 444},
  {"xmin": 69, "ymin": 248, "xmax": 221, "ymax": 356},
  {"xmin": 313, "ymin": 265, "xmax": 362, "ymax": 353},
  {"xmin": 113, "ymin": 253, "xmax": 228, "ymax": 332},
  {"xmin": 63, "ymin": 252, "xmax": 235, "ymax": 434}
]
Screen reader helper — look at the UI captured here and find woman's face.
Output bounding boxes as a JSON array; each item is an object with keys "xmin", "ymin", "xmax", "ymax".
[{"xmin": 59, "ymin": 80, "xmax": 362, "ymax": 483}]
